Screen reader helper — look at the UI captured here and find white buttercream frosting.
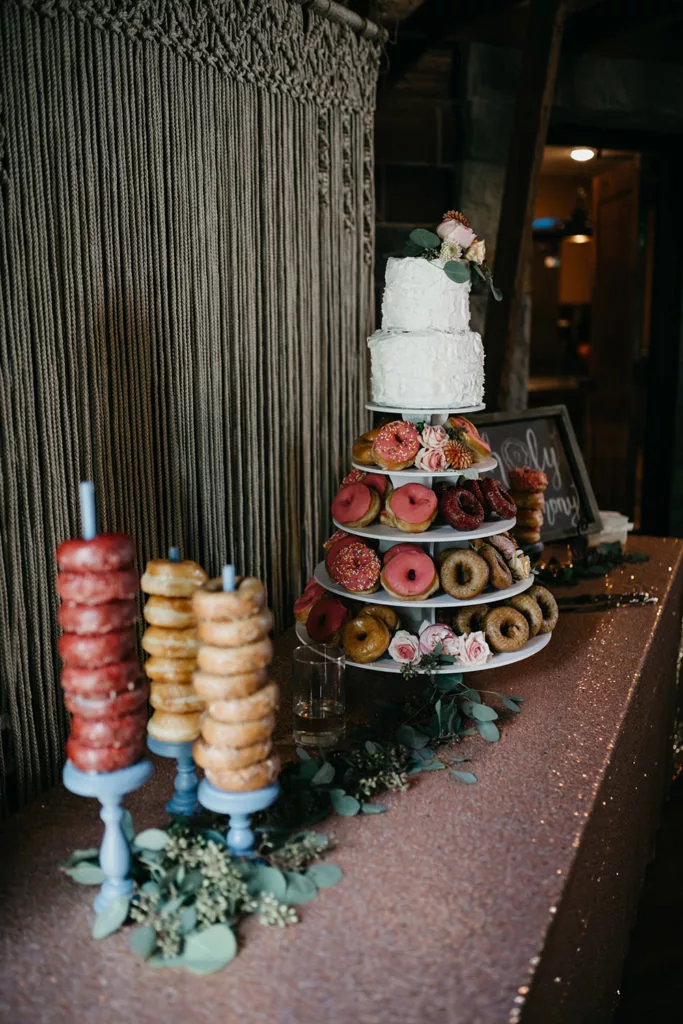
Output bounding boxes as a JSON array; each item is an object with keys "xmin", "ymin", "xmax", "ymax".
[
  {"xmin": 381, "ymin": 257, "xmax": 471, "ymax": 333},
  {"xmin": 368, "ymin": 328, "xmax": 484, "ymax": 408}
]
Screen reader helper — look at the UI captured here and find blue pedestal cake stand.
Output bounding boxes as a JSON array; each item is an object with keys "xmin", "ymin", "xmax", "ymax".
[
  {"xmin": 198, "ymin": 779, "xmax": 280, "ymax": 856},
  {"xmin": 147, "ymin": 736, "xmax": 199, "ymax": 817}
]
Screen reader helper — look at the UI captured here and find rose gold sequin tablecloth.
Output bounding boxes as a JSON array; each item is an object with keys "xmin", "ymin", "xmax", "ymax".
[{"xmin": 1, "ymin": 537, "xmax": 681, "ymax": 1024}]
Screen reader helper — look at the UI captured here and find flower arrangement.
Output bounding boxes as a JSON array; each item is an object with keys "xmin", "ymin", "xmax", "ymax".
[
  {"xmin": 403, "ymin": 210, "xmax": 502, "ymax": 301},
  {"xmin": 389, "ymin": 621, "xmax": 493, "ymax": 679},
  {"xmin": 413, "ymin": 420, "xmax": 479, "ymax": 472}
]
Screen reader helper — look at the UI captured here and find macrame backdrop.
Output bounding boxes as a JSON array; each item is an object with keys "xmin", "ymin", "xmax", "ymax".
[{"xmin": 0, "ymin": 0, "xmax": 381, "ymax": 813}]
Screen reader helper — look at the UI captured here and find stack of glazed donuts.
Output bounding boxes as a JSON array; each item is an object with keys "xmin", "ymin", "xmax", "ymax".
[
  {"xmin": 57, "ymin": 534, "xmax": 147, "ymax": 773},
  {"xmin": 141, "ymin": 557, "xmax": 208, "ymax": 744},
  {"xmin": 508, "ymin": 467, "xmax": 549, "ymax": 546},
  {"xmin": 192, "ymin": 577, "xmax": 280, "ymax": 792},
  {"xmin": 450, "ymin": 584, "xmax": 558, "ymax": 654}
]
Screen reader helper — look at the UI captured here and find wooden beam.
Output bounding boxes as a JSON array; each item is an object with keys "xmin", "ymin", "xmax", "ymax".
[{"xmin": 485, "ymin": 0, "xmax": 567, "ymax": 411}]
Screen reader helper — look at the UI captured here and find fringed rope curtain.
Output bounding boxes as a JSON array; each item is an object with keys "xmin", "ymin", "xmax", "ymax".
[{"xmin": 0, "ymin": 0, "xmax": 381, "ymax": 813}]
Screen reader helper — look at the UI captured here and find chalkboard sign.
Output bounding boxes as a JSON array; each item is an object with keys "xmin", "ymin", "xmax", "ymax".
[{"xmin": 470, "ymin": 405, "xmax": 602, "ymax": 542}]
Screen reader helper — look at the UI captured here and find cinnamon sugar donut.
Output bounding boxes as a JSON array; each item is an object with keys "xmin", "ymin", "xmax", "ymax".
[
  {"xmin": 149, "ymin": 680, "xmax": 204, "ymax": 714},
  {"xmin": 197, "ymin": 609, "xmax": 273, "ymax": 648},
  {"xmin": 143, "ymin": 596, "xmax": 196, "ymax": 629},
  {"xmin": 206, "ymin": 681, "xmax": 279, "ymax": 724},
  {"xmin": 205, "ymin": 754, "xmax": 281, "ymax": 793},
  {"xmin": 509, "ymin": 594, "xmax": 542, "ymax": 637},
  {"xmin": 201, "ymin": 712, "xmax": 276, "ymax": 749},
  {"xmin": 144, "ymin": 656, "xmax": 196, "ymax": 684},
  {"xmin": 440, "ymin": 549, "xmax": 489, "ymax": 600},
  {"xmin": 193, "ymin": 735, "xmax": 273, "ymax": 773},
  {"xmin": 147, "ymin": 709, "xmax": 202, "ymax": 743},
  {"xmin": 191, "ymin": 669, "xmax": 268, "ymax": 702},
  {"xmin": 512, "ymin": 490, "xmax": 545, "ymax": 511},
  {"xmin": 142, "ymin": 626, "xmax": 199, "ymax": 659},
  {"xmin": 528, "ymin": 585, "xmax": 559, "ymax": 634},
  {"xmin": 193, "ymin": 576, "xmax": 267, "ymax": 621},
  {"xmin": 478, "ymin": 544, "xmax": 513, "ymax": 590},
  {"xmin": 516, "ymin": 508, "xmax": 544, "ymax": 529},
  {"xmin": 484, "ymin": 606, "xmax": 529, "ymax": 653},
  {"xmin": 197, "ymin": 637, "xmax": 273, "ymax": 675}
]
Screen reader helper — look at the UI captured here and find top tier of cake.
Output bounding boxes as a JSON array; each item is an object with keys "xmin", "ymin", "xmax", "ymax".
[{"xmin": 381, "ymin": 257, "xmax": 471, "ymax": 334}]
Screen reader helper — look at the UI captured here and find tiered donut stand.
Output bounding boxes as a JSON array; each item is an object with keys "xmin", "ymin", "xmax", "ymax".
[{"xmin": 298, "ymin": 402, "xmax": 552, "ymax": 674}]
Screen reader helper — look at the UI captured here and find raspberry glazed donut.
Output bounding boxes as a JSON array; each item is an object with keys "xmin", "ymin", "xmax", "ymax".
[
  {"xmin": 193, "ymin": 576, "xmax": 267, "ymax": 622},
  {"xmin": 61, "ymin": 659, "xmax": 141, "ymax": 698},
  {"xmin": 359, "ymin": 604, "xmax": 399, "ymax": 631},
  {"xmin": 453, "ymin": 604, "xmax": 490, "ymax": 635},
  {"xmin": 205, "ymin": 754, "xmax": 281, "ymax": 793},
  {"xmin": 459, "ymin": 477, "xmax": 487, "ymax": 507},
  {"xmin": 294, "ymin": 577, "xmax": 327, "ymax": 624},
  {"xmin": 516, "ymin": 508, "xmax": 544, "ymax": 530},
  {"xmin": 439, "ymin": 487, "xmax": 485, "ymax": 532},
  {"xmin": 439, "ymin": 549, "xmax": 489, "ymax": 600},
  {"xmin": 66, "ymin": 735, "xmax": 145, "ymax": 774},
  {"xmin": 328, "ymin": 541, "xmax": 381, "ymax": 596},
  {"xmin": 201, "ymin": 712, "xmax": 276, "ymax": 749},
  {"xmin": 143, "ymin": 596, "xmax": 196, "ymax": 629},
  {"xmin": 477, "ymin": 544, "xmax": 513, "ymax": 590},
  {"xmin": 528, "ymin": 585, "xmax": 559, "ymax": 634},
  {"xmin": 141, "ymin": 559, "xmax": 208, "ymax": 598},
  {"xmin": 56, "ymin": 569, "xmax": 139, "ymax": 605},
  {"xmin": 480, "ymin": 478, "xmax": 516, "ymax": 519},
  {"xmin": 512, "ymin": 490, "xmax": 546, "ymax": 511},
  {"xmin": 63, "ymin": 678, "xmax": 149, "ymax": 719},
  {"xmin": 380, "ymin": 548, "xmax": 439, "ymax": 601},
  {"xmin": 146, "ymin": 709, "xmax": 203, "ymax": 743},
  {"xmin": 58, "ymin": 599, "xmax": 137, "ymax": 635},
  {"xmin": 198, "ymin": 608, "xmax": 274, "ymax": 648},
  {"xmin": 342, "ymin": 614, "xmax": 391, "ymax": 663},
  {"xmin": 57, "ymin": 534, "xmax": 135, "ymax": 573},
  {"xmin": 509, "ymin": 594, "xmax": 543, "ymax": 637},
  {"xmin": 372, "ymin": 421, "xmax": 421, "ymax": 471},
  {"xmin": 193, "ymin": 735, "xmax": 273, "ymax": 773},
  {"xmin": 144, "ymin": 656, "xmax": 196, "ymax": 684},
  {"xmin": 341, "ymin": 469, "xmax": 367, "ymax": 486},
  {"xmin": 191, "ymin": 669, "xmax": 268, "ymax": 702},
  {"xmin": 382, "ymin": 484, "xmax": 438, "ymax": 533},
  {"xmin": 341, "ymin": 469, "xmax": 390, "ymax": 497},
  {"xmin": 508, "ymin": 467, "xmax": 549, "ymax": 493},
  {"xmin": 69, "ymin": 707, "xmax": 148, "ymax": 748},
  {"xmin": 332, "ymin": 483, "xmax": 381, "ymax": 529},
  {"xmin": 483, "ymin": 606, "xmax": 529, "ymax": 653},
  {"xmin": 59, "ymin": 628, "xmax": 137, "ymax": 668},
  {"xmin": 306, "ymin": 595, "xmax": 349, "ymax": 645},
  {"xmin": 197, "ymin": 636, "xmax": 273, "ymax": 675}
]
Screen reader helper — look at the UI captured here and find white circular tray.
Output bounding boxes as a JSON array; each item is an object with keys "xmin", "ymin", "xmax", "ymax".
[
  {"xmin": 366, "ymin": 402, "xmax": 485, "ymax": 416},
  {"xmin": 295, "ymin": 622, "xmax": 551, "ymax": 674},
  {"xmin": 331, "ymin": 516, "xmax": 517, "ymax": 545},
  {"xmin": 351, "ymin": 454, "xmax": 497, "ymax": 479},
  {"xmin": 313, "ymin": 561, "xmax": 533, "ymax": 608}
]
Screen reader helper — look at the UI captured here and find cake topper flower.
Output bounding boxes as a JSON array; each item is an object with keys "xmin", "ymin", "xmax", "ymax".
[{"xmin": 402, "ymin": 210, "xmax": 501, "ymax": 301}]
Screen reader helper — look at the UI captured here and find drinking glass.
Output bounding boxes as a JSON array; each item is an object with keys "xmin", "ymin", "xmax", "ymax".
[{"xmin": 291, "ymin": 644, "xmax": 346, "ymax": 748}]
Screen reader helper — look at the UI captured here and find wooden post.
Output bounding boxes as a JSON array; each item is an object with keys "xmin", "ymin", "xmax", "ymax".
[{"xmin": 485, "ymin": 0, "xmax": 567, "ymax": 411}]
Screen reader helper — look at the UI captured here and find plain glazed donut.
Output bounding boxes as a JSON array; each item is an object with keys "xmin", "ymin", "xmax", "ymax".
[
  {"xmin": 328, "ymin": 541, "xmax": 381, "ymax": 596},
  {"xmin": 509, "ymin": 594, "xmax": 543, "ymax": 637},
  {"xmin": 141, "ymin": 559, "xmax": 208, "ymax": 598},
  {"xmin": 206, "ymin": 681, "xmax": 279, "ymax": 724},
  {"xmin": 372, "ymin": 420, "xmax": 421, "ymax": 471},
  {"xmin": 149, "ymin": 681, "xmax": 204, "ymax": 714},
  {"xmin": 331, "ymin": 483, "xmax": 381, "ymax": 529},
  {"xmin": 515, "ymin": 526, "xmax": 541, "ymax": 546},
  {"xmin": 64, "ymin": 679, "xmax": 149, "ymax": 719},
  {"xmin": 380, "ymin": 548, "xmax": 439, "ymax": 601},
  {"xmin": 440, "ymin": 549, "xmax": 489, "ymax": 600},
  {"xmin": 58, "ymin": 599, "xmax": 138, "ymax": 635},
  {"xmin": 57, "ymin": 534, "xmax": 135, "ymax": 573},
  {"xmin": 528, "ymin": 585, "xmax": 559, "ymax": 634},
  {"xmin": 143, "ymin": 596, "xmax": 196, "ymax": 629},
  {"xmin": 352, "ymin": 435, "xmax": 375, "ymax": 466},
  {"xmin": 509, "ymin": 467, "xmax": 549, "ymax": 493},
  {"xmin": 478, "ymin": 544, "xmax": 513, "ymax": 590},
  {"xmin": 201, "ymin": 712, "xmax": 276, "ymax": 749},
  {"xmin": 360, "ymin": 604, "xmax": 399, "ymax": 631},
  {"xmin": 66, "ymin": 735, "xmax": 145, "ymax": 774},
  {"xmin": 453, "ymin": 604, "xmax": 490, "ymax": 635},
  {"xmin": 191, "ymin": 669, "xmax": 268, "ymax": 702},
  {"xmin": 516, "ymin": 508, "xmax": 544, "ymax": 529},
  {"xmin": 197, "ymin": 636, "xmax": 273, "ymax": 676},
  {"xmin": 439, "ymin": 487, "xmax": 485, "ymax": 532},
  {"xmin": 56, "ymin": 569, "xmax": 139, "ymax": 605},
  {"xmin": 193, "ymin": 735, "xmax": 273, "ymax": 773},
  {"xmin": 197, "ymin": 608, "xmax": 273, "ymax": 648},
  {"xmin": 147, "ymin": 709, "xmax": 202, "ymax": 743},
  {"xmin": 382, "ymin": 484, "xmax": 438, "ymax": 533},
  {"xmin": 484, "ymin": 606, "xmax": 529, "ymax": 653},
  {"xmin": 342, "ymin": 614, "xmax": 391, "ymax": 663},
  {"xmin": 59, "ymin": 628, "xmax": 136, "ymax": 668},
  {"xmin": 511, "ymin": 490, "xmax": 545, "ymax": 510},
  {"xmin": 61, "ymin": 659, "xmax": 141, "ymax": 698},
  {"xmin": 205, "ymin": 754, "xmax": 281, "ymax": 793},
  {"xmin": 306, "ymin": 596, "xmax": 349, "ymax": 645},
  {"xmin": 69, "ymin": 708, "xmax": 147, "ymax": 748},
  {"xmin": 193, "ymin": 576, "xmax": 267, "ymax": 622},
  {"xmin": 141, "ymin": 626, "xmax": 199, "ymax": 659},
  {"xmin": 144, "ymin": 656, "xmax": 196, "ymax": 684}
]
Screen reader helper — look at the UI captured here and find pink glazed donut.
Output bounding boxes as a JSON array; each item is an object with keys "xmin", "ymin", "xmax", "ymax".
[
  {"xmin": 331, "ymin": 483, "xmax": 380, "ymax": 529},
  {"xmin": 383, "ymin": 542, "xmax": 424, "ymax": 565},
  {"xmin": 371, "ymin": 421, "xmax": 421, "ymax": 471},
  {"xmin": 380, "ymin": 548, "xmax": 439, "ymax": 601},
  {"xmin": 382, "ymin": 484, "xmax": 438, "ymax": 533}
]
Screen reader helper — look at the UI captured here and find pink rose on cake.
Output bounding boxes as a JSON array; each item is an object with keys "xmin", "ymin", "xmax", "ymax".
[
  {"xmin": 418, "ymin": 622, "xmax": 461, "ymax": 656},
  {"xmin": 388, "ymin": 630, "xmax": 421, "ymax": 665},
  {"xmin": 415, "ymin": 447, "xmax": 449, "ymax": 472},
  {"xmin": 436, "ymin": 210, "xmax": 477, "ymax": 251},
  {"xmin": 420, "ymin": 425, "xmax": 449, "ymax": 449},
  {"xmin": 460, "ymin": 631, "xmax": 493, "ymax": 666}
]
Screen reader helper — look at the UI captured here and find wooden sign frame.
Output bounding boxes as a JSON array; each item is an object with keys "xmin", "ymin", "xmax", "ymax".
[{"xmin": 471, "ymin": 404, "xmax": 602, "ymax": 542}]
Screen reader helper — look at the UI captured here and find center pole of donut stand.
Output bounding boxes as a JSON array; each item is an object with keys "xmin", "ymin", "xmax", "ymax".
[
  {"xmin": 147, "ymin": 737, "xmax": 200, "ymax": 817},
  {"xmin": 197, "ymin": 780, "xmax": 280, "ymax": 857},
  {"xmin": 62, "ymin": 759, "xmax": 153, "ymax": 912}
]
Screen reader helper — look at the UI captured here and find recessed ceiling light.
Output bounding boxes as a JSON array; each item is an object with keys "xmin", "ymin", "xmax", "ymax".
[{"xmin": 570, "ymin": 148, "xmax": 596, "ymax": 163}]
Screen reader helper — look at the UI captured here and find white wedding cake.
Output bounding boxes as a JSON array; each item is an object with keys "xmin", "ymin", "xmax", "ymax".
[{"xmin": 368, "ymin": 213, "xmax": 495, "ymax": 409}]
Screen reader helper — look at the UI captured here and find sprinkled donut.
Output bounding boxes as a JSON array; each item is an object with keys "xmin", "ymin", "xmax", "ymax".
[
  {"xmin": 306, "ymin": 595, "xmax": 349, "ymax": 644},
  {"xmin": 484, "ymin": 606, "xmax": 529, "ymax": 653},
  {"xmin": 380, "ymin": 548, "xmax": 439, "ymax": 600},
  {"xmin": 382, "ymin": 483, "xmax": 438, "ymax": 533},
  {"xmin": 509, "ymin": 594, "xmax": 543, "ymax": 637},
  {"xmin": 509, "ymin": 467, "xmax": 548, "ymax": 493},
  {"xmin": 528, "ymin": 585, "xmax": 559, "ymax": 634},
  {"xmin": 325, "ymin": 534, "xmax": 359, "ymax": 572},
  {"xmin": 453, "ymin": 604, "xmax": 490, "ymax": 635},
  {"xmin": 342, "ymin": 614, "xmax": 391, "ymax": 663},
  {"xmin": 439, "ymin": 487, "xmax": 485, "ymax": 532},
  {"xmin": 478, "ymin": 543, "xmax": 513, "ymax": 590},
  {"xmin": 480, "ymin": 478, "xmax": 516, "ymax": 519},
  {"xmin": 372, "ymin": 420, "xmax": 421, "ymax": 471},
  {"xmin": 332, "ymin": 482, "xmax": 381, "ymax": 529},
  {"xmin": 328, "ymin": 541, "xmax": 381, "ymax": 596},
  {"xmin": 439, "ymin": 549, "xmax": 489, "ymax": 600},
  {"xmin": 341, "ymin": 470, "xmax": 389, "ymax": 497}
]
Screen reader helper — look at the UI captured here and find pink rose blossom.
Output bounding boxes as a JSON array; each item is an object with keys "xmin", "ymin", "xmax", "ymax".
[
  {"xmin": 460, "ymin": 631, "xmax": 492, "ymax": 666},
  {"xmin": 388, "ymin": 630, "xmax": 421, "ymax": 664},
  {"xmin": 437, "ymin": 219, "xmax": 477, "ymax": 250},
  {"xmin": 420, "ymin": 425, "xmax": 448, "ymax": 449},
  {"xmin": 415, "ymin": 447, "xmax": 449, "ymax": 472},
  {"xmin": 418, "ymin": 622, "xmax": 461, "ymax": 656}
]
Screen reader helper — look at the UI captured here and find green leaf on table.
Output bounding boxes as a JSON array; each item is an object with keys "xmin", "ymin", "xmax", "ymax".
[
  {"xmin": 395, "ymin": 724, "xmax": 429, "ymax": 749},
  {"xmin": 460, "ymin": 688, "xmax": 482, "ymax": 703},
  {"xmin": 311, "ymin": 762, "xmax": 335, "ymax": 786},
  {"xmin": 147, "ymin": 954, "xmax": 185, "ymax": 969},
  {"xmin": 435, "ymin": 675, "xmax": 463, "ymax": 693},
  {"xmin": 418, "ymin": 759, "xmax": 446, "ymax": 771},
  {"xmin": 465, "ymin": 702, "xmax": 498, "ymax": 723},
  {"xmin": 64, "ymin": 863, "xmax": 106, "ymax": 884},
  {"xmin": 361, "ymin": 803, "xmax": 387, "ymax": 814},
  {"xmin": 62, "ymin": 847, "xmax": 99, "ymax": 868},
  {"xmin": 246, "ymin": 865, "xmax": 287, "ymax": 900},
  {"xmin": 298, "ymin": 759, "xmax": 321, "ymax": 781},
  {"xmin": 306, "ymin": 864, "xmax": 343, "ymax": 888},
  {"xmin": 161, "ymin": 895, "xmax": 186, "ymax": 917},
  {"xmin": 134, "ymin": 829, "xmax": 169, "ymax": 851},
  {"xmin": 330, "ymin": 789, "xmax": 361, "ymax": 816},
  {"xmin": 509, "ymin": 696, "xmax": 525, "ymax": 703},
  {"xmin": 92, "ymin": 894, "xmax": 131, "ymax": 939},
  {"xmin": 409, "ymin": 227, "xmax": 441, "ymax": 249},
  {"xmin": 180, "ymin": 869, "xmax": 204, "ymax": 894},
  {"xmin": 179, "ymin": 905, "xmax": 198, "ymax": 935},
  {"xmin": 121, "ymin": 809, "xmax": 135, "ymax": 843},
  {"xmin": 477, "ymin": 720, "xmax": 500, "ymax": 742},
  {"xmin": 451, "ymin": 770, "xmax": 478, "ymax": 785},
  {"xmin": 284, "ymin": 872, "xmax": 318, "ymax": 905},
  {"xmin": 296, "ymin": 747, "xmax": 311, "ymax": 761},
  {"xmin": 444, "ymin": 260, "xmax": 470, "ymax": 283},
  {"xmin": 501, "ymin": 696, "xmax": 522, "ymax": 715},
  {"xmin": 183, "ymin": 924, "xmax": 237, "ymax": 975},
  {"xmin": 365, "ymin": 741, "xmax": 382, "ymax": 755},
  {"xmin": 130, "ymin": 924, "xmax": 157, "ymax": 961},
  {"xmin": 489, "ymin": 279, "xmax": 503, "ymax": 302},
  {"xmin": 141, "ymin": 880, "xmax": 161, "ymax": 897}
]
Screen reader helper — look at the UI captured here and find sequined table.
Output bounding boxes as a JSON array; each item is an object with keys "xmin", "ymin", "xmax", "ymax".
[{"xmin": 1, "ymin": 536, "xmax": 681, "ymax": 1024}]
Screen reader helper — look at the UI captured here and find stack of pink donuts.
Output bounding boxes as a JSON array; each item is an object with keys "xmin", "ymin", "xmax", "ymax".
[{"xmin": 57, "ymin": 534, "xmax": 147, "ymax": 773}]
